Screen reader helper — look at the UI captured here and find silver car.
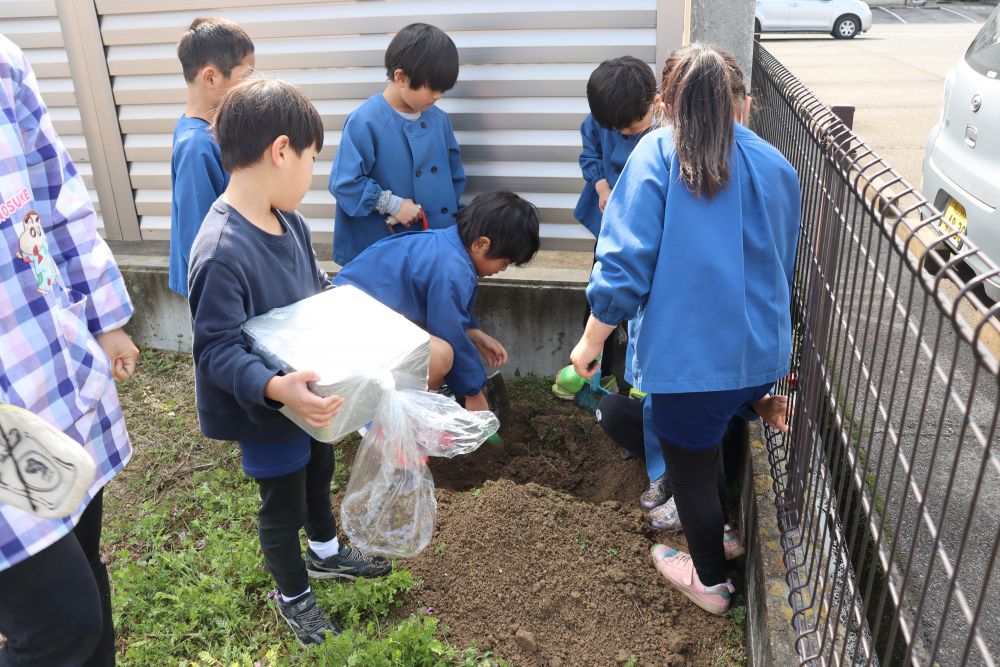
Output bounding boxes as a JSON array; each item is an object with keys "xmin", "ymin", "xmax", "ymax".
[{"xmin": 923, "ymin": 5, "xmax": 1000, "ymax": 300}]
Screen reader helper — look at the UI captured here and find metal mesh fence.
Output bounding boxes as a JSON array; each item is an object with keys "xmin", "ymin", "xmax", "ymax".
[{"xmin": 751, "ymin": 41, "xmax": 1000, "ymax": 666}]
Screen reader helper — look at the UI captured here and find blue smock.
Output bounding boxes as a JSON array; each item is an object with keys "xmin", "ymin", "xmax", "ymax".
[
  {"xmin": 588, "ymin": 123, "xmax": 801, "ymax": 393},
  {"xmin": 329, "ymin": 94, "xmax": 466, "ymax": 265},
  {"xmin": 169, "ymin": 115, "xmax": 228, "ymax": 297},
  {"xmin": 573, "ymin": 114, "xmax": 646, "ymax": 238},
  {"xmin": 331, "ymin": 227, "xmax": 486, "ymax": 397}
]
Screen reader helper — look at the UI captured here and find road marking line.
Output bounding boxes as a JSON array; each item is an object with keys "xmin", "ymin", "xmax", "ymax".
[
  {"xmin": 938, "ymin": 6, "xmax": 978, "ymax": 23},
  {"xmin": 878, "ymin": 6, "xmax": 907, "ymax": 24}
]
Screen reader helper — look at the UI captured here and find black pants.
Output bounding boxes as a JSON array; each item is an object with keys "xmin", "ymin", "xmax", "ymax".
[
  {"xmin": 596, "ymin": 393, "xmax": 645, "ymax": 460},
  {"xmin": 0, "ymin": 490, "xmax": 114, "ymax": 666},
  {"xmin": 255, "ymin": 440, "xmax": 337, "ymax": 598},
  {"xmin": 660, "ymin": 442, "xmax": 728, "ymax": 586}
]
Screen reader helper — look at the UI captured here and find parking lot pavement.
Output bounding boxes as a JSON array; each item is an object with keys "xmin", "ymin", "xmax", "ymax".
[
  {"xmin": 761, "ymin": 20, "xmax": 983, "ymax": 188},
  {"xmin": 873, "ymin": 3, "xmax": 997, "ymax": 24}
]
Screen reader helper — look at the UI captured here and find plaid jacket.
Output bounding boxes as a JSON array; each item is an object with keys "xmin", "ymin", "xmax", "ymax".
[{"xmin": 0, "ymin": 35, "xmax": 133, "ymax": 570}]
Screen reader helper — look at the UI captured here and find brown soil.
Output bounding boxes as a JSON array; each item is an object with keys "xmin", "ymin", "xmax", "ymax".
[{"xmin": 396, "ymin": 378, "xmax": 740, "ymax": 666}]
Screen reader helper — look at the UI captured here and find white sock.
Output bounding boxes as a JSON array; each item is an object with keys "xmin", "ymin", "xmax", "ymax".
[
  {"xmin": 281, "ymin": 586, "xmax": 311, "ymax": 603},
  {"xmin": 309, "ymin": 536, "xmax": 341, "ymax": 559}
]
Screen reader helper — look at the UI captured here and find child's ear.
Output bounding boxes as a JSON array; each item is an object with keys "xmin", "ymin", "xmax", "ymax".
[
  {"xmin": 269, "ymin": 135, "xmax": 291, "ymax": 165},
  {"xmin": 392, "ymin": 69, "xmax": 409, "ymax": 87},
  {"xmin": 200, "ymin": 65, "xmax": 218, "ymax": 89},
  {"xmin": 473, "ymin": 236, "xmax": 491, "ymax": 254}
]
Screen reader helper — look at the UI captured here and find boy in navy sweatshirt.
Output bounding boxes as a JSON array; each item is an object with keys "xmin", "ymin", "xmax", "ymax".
[
  {"xmin": 329, "ymin": 23, "xmax": 465, "ymax": 265},
  {"xmin": 188, "ymin": 78, "xmax": 390, "ymax": 648},
  {"xmin": 169, "ymin": 17, "xmax": 254, "ymax": 297},
  {"xmin": 333, "ymin": 191, "xmax": 539, "ymax": 412}
]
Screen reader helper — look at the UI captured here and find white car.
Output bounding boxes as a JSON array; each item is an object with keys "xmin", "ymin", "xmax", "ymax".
[
  {"xmin": 922, "ymin": 4, "xmax": 1000, "ymax": 301},
  {"xmin": 755, "ymin": 0, "xmax": 873, "ymax": 39}
]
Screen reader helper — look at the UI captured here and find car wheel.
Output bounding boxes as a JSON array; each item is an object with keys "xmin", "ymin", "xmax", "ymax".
[
  {"xmin": 754, "ymin": 18, "xmax": 762, "ymax": 39},
  {"xmin": 832, "ymin": 14, "xmax": 860, "ymax": 39}
]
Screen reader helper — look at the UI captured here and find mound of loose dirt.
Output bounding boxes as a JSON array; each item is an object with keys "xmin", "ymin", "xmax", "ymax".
[{"xmin": 392, "ymin": 379, "xmax": 739, "ymax": 666}]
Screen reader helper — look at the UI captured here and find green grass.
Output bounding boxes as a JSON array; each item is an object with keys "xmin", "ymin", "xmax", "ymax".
[{"xmin": 107, "ymin": 350, "xmax": 505, "ymax": 666}]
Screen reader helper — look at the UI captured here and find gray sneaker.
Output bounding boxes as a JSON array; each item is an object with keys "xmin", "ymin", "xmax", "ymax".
[
  {"xmin": 306, "ymin": 543, "xmax": 391, "ymax": 580},
  {"xmin": 640, "ymin": 475, "xmax": 672, "ymax": 510},
  {"xmin": 277, "ymin": 591, "xmax": 340, "ymax": 646}
]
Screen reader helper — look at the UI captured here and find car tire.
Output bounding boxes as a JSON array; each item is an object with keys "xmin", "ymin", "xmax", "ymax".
[
  {"xmin": 754, "ymin": 18, "xmax": 762, "ymax": 39},
  {"xmin": 832, "ymin": 14, "xmax": 860, "ymax": 39}
]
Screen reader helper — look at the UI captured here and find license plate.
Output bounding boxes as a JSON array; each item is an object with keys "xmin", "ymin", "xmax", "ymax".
[{"xmin": 937, "ymin": 198, "xmax": 968, "ymax": 249}]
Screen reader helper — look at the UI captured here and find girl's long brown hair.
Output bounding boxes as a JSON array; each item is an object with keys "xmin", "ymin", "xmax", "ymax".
[{"xmin": 661, "ymin": 44, "xmax": 744, "ymax": 199}]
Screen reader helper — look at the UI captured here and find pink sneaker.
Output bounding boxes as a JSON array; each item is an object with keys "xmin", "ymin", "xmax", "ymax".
[
  {"xmin": 723, "ymin": 524, "xmax": 745, "ymax": 560},
  {"xmin": 650, "ymin": 544, "xmax": 735, "ymax": 615}
]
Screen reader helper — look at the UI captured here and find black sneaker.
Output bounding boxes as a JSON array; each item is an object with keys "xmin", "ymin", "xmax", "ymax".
[
  {"xmin": 306, "ymin": 544, "xmax": 392, "ymax": 580},
  {"xmin": 277, "ymin": 591, "xmax": 340, "ymax": 646}
]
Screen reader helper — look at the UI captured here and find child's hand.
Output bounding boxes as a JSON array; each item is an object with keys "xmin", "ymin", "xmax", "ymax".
[
  {"xmin": 465, "ymin": 391, "xmax": 489, "ymax": 412},
  {"xmin": 595, "ymin": 179, "xmax": 612, "ymax": 213},
  {"xmin": 394, "ymin": 199, "xmax": 422, "ymax": 226},
  {"xmin": 264, "ymin": 371, "xmax": 345, "ymax": 428},
  {"xmin": 96, "ymin": 328, "xmax": 139, "ymax": 381},
  {"xmin": 468, "ymin": 329, "xmax": 507, "ymax": 368},
  {"xmin": 753, "ymin": 394, "xmax": 791, "ymax": 433}
]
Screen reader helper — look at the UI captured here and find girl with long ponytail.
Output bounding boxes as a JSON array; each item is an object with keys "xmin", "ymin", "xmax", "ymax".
[{"xmin": 571, "ymin": 44, "xmax": 801, "ymax": 615}]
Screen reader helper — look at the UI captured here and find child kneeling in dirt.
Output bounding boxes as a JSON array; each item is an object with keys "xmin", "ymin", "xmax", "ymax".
[
  {"xmin": 332, "ymin": 191, "xmax": 540, "ymax": 412},
  {"xmin": 187, "ymin": 78, "xmax": 391, "ymax": 648}
]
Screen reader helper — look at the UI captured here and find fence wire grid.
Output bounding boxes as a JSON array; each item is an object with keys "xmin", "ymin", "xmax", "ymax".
[{"xmin": 751, "ymin": 42, "xmax": 1000, "ymax": 666}]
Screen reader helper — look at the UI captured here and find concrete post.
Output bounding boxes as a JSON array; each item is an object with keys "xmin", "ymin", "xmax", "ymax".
[{"xmin": 689, "ymin": 0, "xmax": 755, "ymax": 85}]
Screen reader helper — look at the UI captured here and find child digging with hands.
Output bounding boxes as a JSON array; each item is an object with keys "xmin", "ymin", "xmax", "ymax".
[{"xmin": 188, "ymin": 78, "xmax": 390, "ymax": 648}]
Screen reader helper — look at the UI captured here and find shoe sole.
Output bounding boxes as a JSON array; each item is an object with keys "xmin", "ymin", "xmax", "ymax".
[
  {"xmin": 0, "ymin": 404, "xmax": 97, "ymax": 518},
  {"xmin": 306, "ymin": 567, "xmax": 391, "ymax": 580}
]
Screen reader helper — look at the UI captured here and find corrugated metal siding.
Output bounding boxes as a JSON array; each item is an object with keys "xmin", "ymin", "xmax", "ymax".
[
  {"xmin": 0, "ymin": 0, "xmax": 103, "ymax": 233},
  {"xmin": 99, "ymin": 0, "xmax": 656, "ymax": 250}
]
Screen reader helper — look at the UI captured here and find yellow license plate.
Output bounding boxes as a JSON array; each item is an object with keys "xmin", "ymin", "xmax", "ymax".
[{"xmin": 938, "ymin": 198, "xmax": 968, "ymax": 248}]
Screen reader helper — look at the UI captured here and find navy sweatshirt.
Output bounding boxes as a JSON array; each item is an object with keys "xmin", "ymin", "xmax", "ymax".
[{"xmin": 188, "ymin": 199, "xmax": 330, "ymax": 446}]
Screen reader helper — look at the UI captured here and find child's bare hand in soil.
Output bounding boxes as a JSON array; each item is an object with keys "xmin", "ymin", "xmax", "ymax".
[
  {"xmin": 753, "ymin": 394, "xmax": 790, "ymax": 433},
  {"xmin": 467, "ymin": 328, "xmax": 507, "ymax": 368},
  {"xmin": 465, "ymin": 391, "xmax": 489, "ymax": 412},
  {"xmin": 265, "ymin": 371, "xmax": 344, "ymax": 427}
]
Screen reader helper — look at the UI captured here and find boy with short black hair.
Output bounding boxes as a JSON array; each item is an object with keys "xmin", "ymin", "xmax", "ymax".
[
  {"xmin": 573, "ymin": 55, "xmax": 664, "ymax": 507},
  {"xmin": 332, "ymin": 191, "xmax": 539, "ymax": 412},
  {"xmin": 188, "ymin": 78, "xmax": 390, "ymax": 648},
  {"xmin": 169, "ymin": 17, "xmax": 255, "ymax": 297},
  {"xmin": 328, "ymin": 22, "xmax": 465, "ymax": 265}
]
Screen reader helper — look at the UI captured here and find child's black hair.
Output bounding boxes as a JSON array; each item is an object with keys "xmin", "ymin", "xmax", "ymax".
[
  {"xmin": 586, "ymin": 56, "xmax": 657, "ymax": 130},
  {"xmin": 177, "ymin": 17, "xmax": 254, "ymax": 83},
  {"xmin": 214, "ymin": 78, "xmax": 325, "ymax": 172},
  {"xmin": 384, "ymin": 23, "xmax": 459, "ymax": 92},
  {"xmin": 457, "ymin": 191, "xmax": 540, "ymax": 266}
]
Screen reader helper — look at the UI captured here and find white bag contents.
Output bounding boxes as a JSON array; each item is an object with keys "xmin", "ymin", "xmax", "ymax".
[
  {"xmin": 242, "ymin": 285, "xmax": 431, "ymax": 443},
  {"xmin": 243, "ymin": 284, "xmax": 500, "ymax": 558},
  {"xmin": 341, "ymin": 390, "xmax": 499, "ymax": 558}
]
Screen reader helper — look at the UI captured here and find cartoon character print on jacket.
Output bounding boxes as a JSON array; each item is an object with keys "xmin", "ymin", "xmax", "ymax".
[{"xmin": 15, "ymin": 211, "xmax": 58, "ymax": 294}]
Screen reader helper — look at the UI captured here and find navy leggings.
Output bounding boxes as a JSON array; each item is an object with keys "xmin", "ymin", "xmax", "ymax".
[
  {"xmin": 0, "ymin": 490, "xmax": 114, "ymax": 666},
  {"xmin": 652, "ymin": 384, "xmax": 771, "ymax": 586}
]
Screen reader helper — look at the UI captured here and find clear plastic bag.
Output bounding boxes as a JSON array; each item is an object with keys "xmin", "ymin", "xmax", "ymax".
[{"xmin": 340, "ymin": 389, "xmax": 499, "ymax": 558}]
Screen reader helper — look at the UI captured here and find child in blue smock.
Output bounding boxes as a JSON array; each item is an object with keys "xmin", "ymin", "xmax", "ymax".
[
  {"xmin": 168, "ymin": 18, "xmax": 254, "ymax": 297},
  {"xmin": 329, "ymin": 23, "xmax": 466, "ymax": 265},
  {"xmin": 571, "ymin": 45, "xmax": 800, "ymax": 617},
  {"xmin": 332, "ymin": 192, "xmax": 539, "ymax": 412},
  {"xmin": 571, "ymin": 56, "xmax": 667, "ymax": 507}
]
